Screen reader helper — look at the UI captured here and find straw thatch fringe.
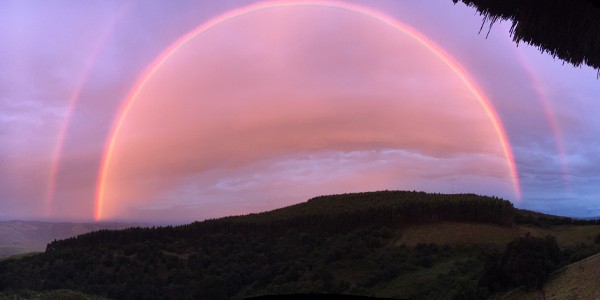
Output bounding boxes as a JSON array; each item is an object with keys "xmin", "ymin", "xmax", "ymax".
[{"xmin": 453, "ymin": 0, "xmax": 600, "ymax": 73}]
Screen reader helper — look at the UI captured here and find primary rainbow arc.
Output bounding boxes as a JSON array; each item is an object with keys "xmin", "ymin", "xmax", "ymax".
[{"xmin": 94, "ymin": 0, "xmax": 521, "ymax": 221}]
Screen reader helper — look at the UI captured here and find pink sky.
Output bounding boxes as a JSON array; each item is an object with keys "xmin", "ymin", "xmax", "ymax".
[
  {"xmin": 100, "ymin": 5, "xmax": 512, "ymax": 221},
  {"xmin": 2, "ymin": 0, "xmax": 600, "ymax": 222}
]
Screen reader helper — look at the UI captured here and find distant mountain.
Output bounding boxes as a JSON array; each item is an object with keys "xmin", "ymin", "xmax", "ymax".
[
  {"xmin": 578, "ymin": 216, "xmax": 600, "ymax": 221},
  {"xmin": 0, "ymin": 220, "xmax": 143, "ymax": 258},
  {"xmin": 0, "ymin": 191, "xmax": 598, "ymax": 299}
]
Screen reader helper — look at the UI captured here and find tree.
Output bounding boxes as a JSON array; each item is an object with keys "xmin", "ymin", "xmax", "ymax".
[
  {"xmin": 480, "ymin": 234, "xmax": 562, "ymax": 292},
  {"xmin": 501, "ymin": 234, "xmax": 561, "ymax": 290}
]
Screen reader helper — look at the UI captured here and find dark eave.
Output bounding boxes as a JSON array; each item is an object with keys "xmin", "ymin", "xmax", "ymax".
[{"xmin": 453, "ymin": 0, "xmax": 600, "ymax": 75}]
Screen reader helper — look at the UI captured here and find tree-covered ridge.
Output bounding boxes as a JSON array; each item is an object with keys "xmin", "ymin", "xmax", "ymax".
[
  {"xmin": 5, "ymin": 191, "xmax": 595, "ymax": 299},
  {"xmin": 0, "ymin": 191, "xmax": 519, "ymax": 299},
  {"xmin": 48, "ymin": 191, "xmax": 514, "ymax": 251},
  {"xmin": 232, "ymin": 191, "xmax": 514, "ymax": 228},
  {"xmin": 514, "ymin": 209, "xmax": 600, "ymax": 226}
]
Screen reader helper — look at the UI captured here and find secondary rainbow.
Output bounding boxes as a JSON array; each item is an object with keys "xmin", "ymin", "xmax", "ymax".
[
  {"xmin": 510, "ymin": 43, "xmax": 570, "ymax": 188},
  {"xmin": 94, "ymin": 0, "xmax": 522, "ymax": 220},
  {"xmin": 45, "ymin": 0, "xmax": 136, "ymax": 217}
]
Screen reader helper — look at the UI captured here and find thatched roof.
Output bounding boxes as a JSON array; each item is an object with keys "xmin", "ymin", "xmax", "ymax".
[{"xmin": 453, "ymin": 0, "xmax": 600, "ymax": 75}]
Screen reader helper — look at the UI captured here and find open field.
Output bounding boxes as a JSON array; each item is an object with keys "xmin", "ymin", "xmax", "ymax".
[
  {"xmin": 395, "ymin": 222, "xmax": 516, "ymax": 247},
  {"xmin": 517, "ymin": 224, "xmax": 600, "ymax": 247},
  {"xmin": 395, "ymin": 222, "xmax": 600, "ymax": 248}
]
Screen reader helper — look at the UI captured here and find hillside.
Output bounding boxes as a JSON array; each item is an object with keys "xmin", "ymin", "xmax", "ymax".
[
  {"xmin": 0, "ymin": 221, "xmax": 143, "ymax": 258},
  {"xmin": 502, "ymin": 253, "xmax": 600, "ymax": 300},
  {"xmin": 0, "ymin": 191, "xmax": 598, "ymax": 299}
]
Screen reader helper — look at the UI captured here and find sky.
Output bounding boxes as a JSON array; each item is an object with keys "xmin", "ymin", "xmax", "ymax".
[{"xmin": 1, "ymin": 0, "xmax": 599, "ymax": 223}]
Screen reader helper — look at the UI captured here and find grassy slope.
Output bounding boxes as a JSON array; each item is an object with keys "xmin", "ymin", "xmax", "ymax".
[
  {"xmin": 396, "ymin": 222, "xmax": 516, "ymax": 247},
  {"xmin": 387, "ymin": 221, "xmax": 600, "ymax": 299},
  {"xmin": 233, "ymin": 221, "xmax": 600, "ymax": 299},
  {"xmin": 504, "ymin": 253, "xmax": 600, "ymax": 300},
  {"xmin": 518, "ymin": 224, "xmax": 600, "ymax": 246},
  {"xmin": 395, "ymin": 222, "xmax": 600, "ymax": 248}
]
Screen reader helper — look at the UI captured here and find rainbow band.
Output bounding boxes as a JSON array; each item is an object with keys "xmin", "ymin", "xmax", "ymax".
[
  {"xmin": 511, "ymin": 45, "xmax": 570, "ymax": 188},
  {"xmin": 45, "ymin": 0, "xmax": 136, "ymax": 217},
  {"xmin": 94, "ymin": 0, "xmax": 521, "ymax": 220}
]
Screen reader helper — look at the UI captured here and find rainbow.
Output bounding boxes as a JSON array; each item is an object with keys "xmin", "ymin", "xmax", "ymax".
[
  {"xmin": 45, "ymin": 0, "xmax": 136, "ymax": 217},
  {"xmin": 510, "ymin": 43, "xmax": 570, "ymax": 188},
  {"xmin": 94, "ymin": 0, "xmax": 522, "ymax": 220}
]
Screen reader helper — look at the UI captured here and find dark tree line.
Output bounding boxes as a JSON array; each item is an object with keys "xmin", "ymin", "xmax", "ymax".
[{"xmin": 1, "ymin": 227, "xmax": 479, "ymax": 299}]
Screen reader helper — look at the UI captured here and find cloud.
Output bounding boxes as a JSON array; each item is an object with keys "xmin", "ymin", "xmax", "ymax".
[{"xmin": 119, "ymin": 149, "xmax": 512, "ymax": 222}]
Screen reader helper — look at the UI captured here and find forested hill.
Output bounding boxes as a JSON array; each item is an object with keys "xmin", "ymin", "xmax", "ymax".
[
  {"xmin": 48, "ymin": 191, "xmax": 514, "ymax": 250},
  {"xmin": 2, "ymin": 194, "xmax": 599, "ymax": 299},
  {"xmin": 0, "ymin": 191, "xmax": 525, "ymax": 299}
]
